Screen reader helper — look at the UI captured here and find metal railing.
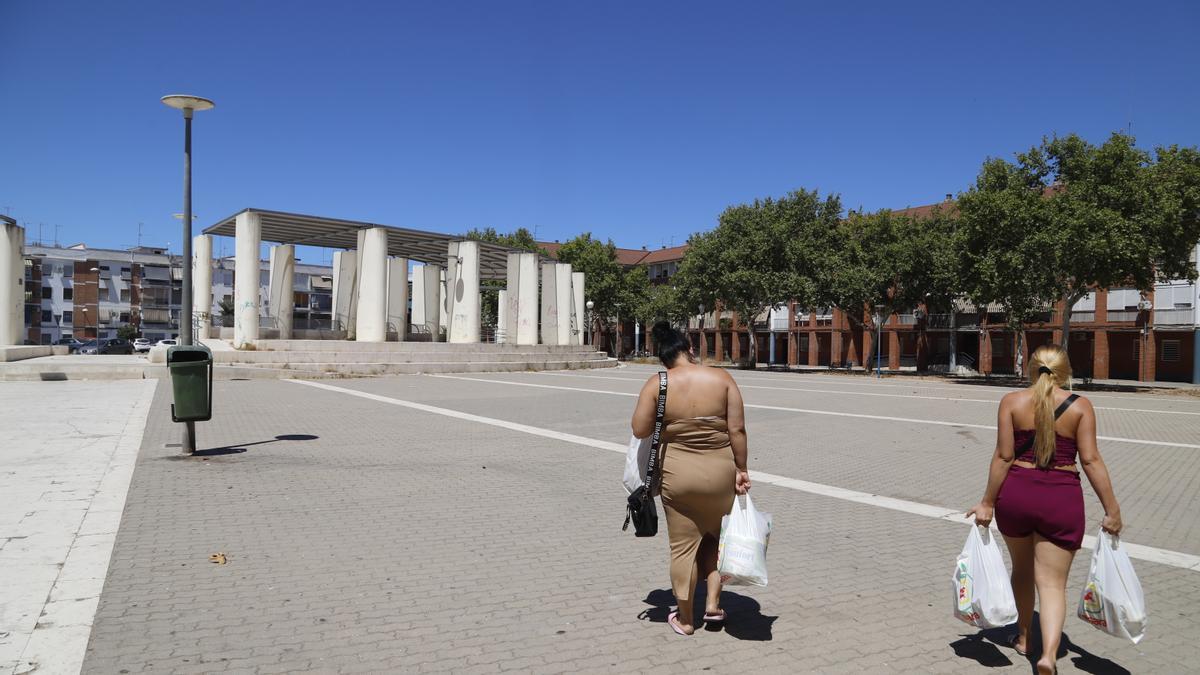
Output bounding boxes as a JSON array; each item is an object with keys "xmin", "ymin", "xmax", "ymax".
[
  {"xmin": 1154, "ymin": 307, "xmax": 1196, "ymax": 326},
  {"xmin": 895, "ymin": 313, "xmax": 918, "ymax": 325}
]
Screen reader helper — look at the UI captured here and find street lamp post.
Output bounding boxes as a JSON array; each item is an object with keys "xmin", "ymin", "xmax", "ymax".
[
  {"xmin": 585, "ymin": 300, "xmax": 594, "ymax": 346},
  {"xmin": 873, "ymin": 308, "xmax": 884, "ymax": 379},
  {"xmin": 698, "ymin": 303, "xmax": 706, "ymax": 364},
  {"xmin": 162, "ymin": 94, "xmax": 214, "ymax": 455}
]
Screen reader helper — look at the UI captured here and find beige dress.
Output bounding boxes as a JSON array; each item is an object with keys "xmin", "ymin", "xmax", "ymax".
[{"xmin": 659, "ymin": 416, "xmax": 737, "ymax": 602}]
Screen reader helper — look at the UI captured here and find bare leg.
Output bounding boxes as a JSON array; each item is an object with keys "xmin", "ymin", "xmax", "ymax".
[
  {"xmin": 1033, "ymin": 534, "xmax": 1077, "ymax": 674},
  {"xmin": 697, "ymin": 536, "xmax": 722, "ymax": 616},
  {"xmin": 673, "ymin": 556, "xmax": 699, "ymax": 635},
  {"xmin": 1003, "ymin": 533, "xmax": 1035, "ymax": 655}
]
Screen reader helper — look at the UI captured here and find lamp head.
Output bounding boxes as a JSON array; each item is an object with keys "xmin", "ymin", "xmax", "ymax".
[{"xmin": 161, "ymin": 95, "xmax": 215, "ymax": 118}]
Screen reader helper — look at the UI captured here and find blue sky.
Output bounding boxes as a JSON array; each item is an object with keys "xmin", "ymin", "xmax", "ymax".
[{"xmin": 2, "ymin": 1, "xmax": 1198, "ymax": 262}]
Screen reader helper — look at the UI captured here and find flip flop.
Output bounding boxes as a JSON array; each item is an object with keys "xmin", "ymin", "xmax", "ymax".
[
  {"xmin": 667, "ymin": 611, "xmax": 690, "ymax": 636},
  {"xmin": 1006, "ymin": 633, "xmax": 1027, "ymax": 657},
  {"xmin": 702, "ymin": 609, "xmax": 726, "ymax": 623}
]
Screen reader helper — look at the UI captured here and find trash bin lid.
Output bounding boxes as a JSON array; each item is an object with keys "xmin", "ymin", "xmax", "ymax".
[{"xmin": 166, "ymin": 344, "xmax": 213, "ymax": 363}]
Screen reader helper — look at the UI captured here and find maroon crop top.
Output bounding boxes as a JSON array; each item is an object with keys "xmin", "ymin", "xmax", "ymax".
[
  {"xmin": 1011, "ymin": 393, "xmax": 1081, "ymax": 467},
  {"xmin": 1012, "ymin": 429, "xmax": 1078, "ymax": 467}
]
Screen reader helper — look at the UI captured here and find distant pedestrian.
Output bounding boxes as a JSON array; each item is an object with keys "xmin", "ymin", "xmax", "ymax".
[
  {"xmin": 631, "ymin": 322, "xmax": 751, "ymax": 636},
  {"xmin": 966, "ymin": 345, "xmax": 1123, "ymax": 674}
]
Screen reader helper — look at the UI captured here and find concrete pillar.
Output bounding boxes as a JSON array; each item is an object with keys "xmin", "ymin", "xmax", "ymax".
[
  {"xmin": 447, "ymin": 240, "xmax": 481, "ymax": 343},
  {"xmin": 571, "ymin": 272, "xmax": 585, "ymax": 346},
  {"xmin": 437, "ymin": 268, "xmax": 448, "ymax": 337},
  {"xmin": 540, "ymin": 263, "xmax": 562, "ymax": 345},
  {"xmin": 192, "ymin": 234, "xmax": 213, "ymax": 340},
  {"xmin": 555, "ymin": 263, "xmax": 573, "ymax": 345},
  {"xmin": 0, "ymin": 222, "xmax": 24, "ymax": 346},
  {"xmin": 411, "ymin": 264, "xmax": 442, "ymax": 338},
  {"xmin": 1193, "ymin": 330, "xmax": 1200, "ymax": 385},
  {"xmin": 889, "ymin": 331, "xmax": 901, "ymax": 371},
  {"xmin": 233, "ymin": 211, "xmax": 261, "ymax": 349},
  {"xmin": 387, "ymin": 257, "xmax": 409, "ymax": 341},
  {"xmin": 331, "ymin": 250, "xmax": 358, "ymax": 337},
  {"xmin": 268, "ymin": 244, "xmax": 294, "ymax": 340},
  {"xmin": 1093, "ymin": 330, "xmax": 1110, "ymax": 380},
  {"xmin": 505, "ymin": 253, "xmax": 539, "ymax": 345},
  {"xmin": 496, "ymin": 290, "xmax": 508, "ymax": 344},
  {"xmin": 808, "ymin": 331, "xmax": 819, "ymax": 366},
  {"xmin": 356, "ymin": 227, "xmax": 389, "ymax": 343}
]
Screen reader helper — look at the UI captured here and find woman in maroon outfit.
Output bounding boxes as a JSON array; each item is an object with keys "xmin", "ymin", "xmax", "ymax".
[{"xmin": 966, "ymin": 345, "xmax": 1123, "ymax": 675}]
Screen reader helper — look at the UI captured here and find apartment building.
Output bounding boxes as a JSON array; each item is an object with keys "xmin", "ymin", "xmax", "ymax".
[{"xmin": 20, "ymin": 243, "xmax": 335, "ymax": 343}]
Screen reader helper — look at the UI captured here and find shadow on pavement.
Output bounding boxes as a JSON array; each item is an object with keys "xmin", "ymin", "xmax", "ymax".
[
  {"xmin": 1063, "ymin": 634, "xmax": 1131, "ymax": 675},
  {"xmin": 639, "ymin": 588, "xmax": 775, "ymax": 641},
  {"xmin": 949, "ymin": 630, "xmax": 1016, "ymax": 668},
  {"xmin": 164, "ymin": 434, "xmax": 319, "ymax": 458},
  {"xmin": 952, "ymin": 619, "xmax": 1130, "ymax": 674}
]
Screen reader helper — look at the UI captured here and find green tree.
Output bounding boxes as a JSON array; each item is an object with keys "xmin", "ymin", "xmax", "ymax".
[
  {"xmin": 554, "ymin": 233, "xmax": 632, "ymax": 354},
  {"xmin": 116, "ymin": 324, "xmax": 139, "ymax": 340},
  {"xmin": 959, "ymin": 132, "xmax": 1200, "ymax": 355},
  {"xmin": 676, "ymin": 189, "xmax": 834, "ymax": 366}
]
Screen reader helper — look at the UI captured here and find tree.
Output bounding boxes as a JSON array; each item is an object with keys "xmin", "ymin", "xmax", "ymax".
[
  {"xmin": 117, "ymin": 324, "xmax": 139, "ymax": 340},
  {"xmin": 217, "ymin": 297, "xmax": 235, "ymax": 328},
  {"xmin": 554, "ymin": 233, "xmax": 632, "ymax": 355},
  {"xmin": 960, "ymin": 132, "xmax": 1200, "ymax": 354},
  {"xmin": 464, "ymin": 227, "xmax": 543, "ymax": 329},
  {"xmin": 676, "ymin": 189, "xmax": 834, "ymax": 366}
]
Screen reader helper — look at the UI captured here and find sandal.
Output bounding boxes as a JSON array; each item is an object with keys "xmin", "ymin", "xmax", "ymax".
[
  {"xmin": 702, "ymin": 609, "xmax": 726, "ymax": 623},
  {"xmin": 667, "ymin": 611, "xmax": 691, "ymax": 636},
  {"xmin": 1005, "ymin": 633, "xmax": 1027, "ymax": 657}
]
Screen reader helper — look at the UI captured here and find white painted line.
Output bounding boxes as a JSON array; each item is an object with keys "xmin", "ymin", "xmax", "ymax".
[
  {"xmin": 286, "ymin": 378, "xmax": 1200, "ymax": 573},
  {"xmin": 430, "ymin": 374, "xmax": 1200, "ymax": 450},
  {"xmin": 534, "ymin": 371, "xmax": 1200, "ymax": 416}
]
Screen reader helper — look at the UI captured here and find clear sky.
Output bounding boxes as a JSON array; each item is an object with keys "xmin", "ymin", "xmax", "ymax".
[{"xmin": 2, "ymin": 1, "xmax": 1198, "ymax": 261}]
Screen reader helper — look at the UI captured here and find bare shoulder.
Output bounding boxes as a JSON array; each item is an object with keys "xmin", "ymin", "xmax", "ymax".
[
  {"xmin": 999, "ymin": 390, "xmax": 1026, "ymax": 408},
  {"xmin": 1071, "ymin": 393, "xmax": 1095, "ymax": 413}
]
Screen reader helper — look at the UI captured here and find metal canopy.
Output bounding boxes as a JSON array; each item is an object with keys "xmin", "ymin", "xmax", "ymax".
[{"xmin": 203, "ymin": 208, "xmax": 521, "ymax": 279}]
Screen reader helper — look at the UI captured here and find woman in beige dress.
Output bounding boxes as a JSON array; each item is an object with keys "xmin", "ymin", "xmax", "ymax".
[{"xmin": 631, "ymin": 322, "xmax": 751, "ymax": 636}]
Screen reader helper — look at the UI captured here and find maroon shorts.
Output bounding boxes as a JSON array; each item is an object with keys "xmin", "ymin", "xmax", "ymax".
[{"xmin": 995, "ymin": 465, "xmax": 1085, "ymax": 550}]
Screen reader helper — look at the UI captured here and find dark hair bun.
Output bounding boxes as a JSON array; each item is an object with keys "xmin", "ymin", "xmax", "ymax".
[{"xmin": 652, "ymin": 321, "xmax": 691, "ymax": 366}]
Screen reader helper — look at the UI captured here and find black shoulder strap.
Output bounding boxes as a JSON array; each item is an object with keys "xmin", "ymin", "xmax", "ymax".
[
  {"xmin": 1016, "ymin": 394, "xmax": 1080, "ymax": 455},
  {"xmin": 643, "ymin": 371, "xmax": 668, "ymax": 490}
]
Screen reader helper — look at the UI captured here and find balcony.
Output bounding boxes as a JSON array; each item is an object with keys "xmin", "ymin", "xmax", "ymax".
[
  {"xmin": 1069, "ymin": 311, "xmax": 1095, "ymax": 323},
  {"xmin": 1106, "ymin": 310, "xmax": 1140, "ymax": 323},
  {"xmin": 1154, "ymin": 307, "xmax": 1196, "ymax": 326}
]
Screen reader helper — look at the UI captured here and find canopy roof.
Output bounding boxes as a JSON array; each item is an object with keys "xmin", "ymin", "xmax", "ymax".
[{"xmin": 203, "ymin": 208, "xmax": 524, "ymax": 279}]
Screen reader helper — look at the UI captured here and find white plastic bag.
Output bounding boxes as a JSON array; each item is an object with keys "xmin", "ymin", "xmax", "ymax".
[
  {"xmin": 623, "ymin": 434, "xmax": 653, "ymax": 495},
  {"xmin": 1077, "ymin": 529, "xmax": 1147, "ymax": 644},
  {"xmin": 718, "ymin": 493, "xmax": 771, "ymax": 586},
  {"xmin": 953, "ymin": 525, "xmax": 1018, "ymax": 628}
]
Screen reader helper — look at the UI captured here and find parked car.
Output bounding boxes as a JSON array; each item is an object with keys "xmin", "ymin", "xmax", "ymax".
[
  {"xmin": 56, "ymin": 337, "xmax": 85, "ymax": 353},
  {"xmin": 156, "ymin": 339, "xmax": 178, "ymax": 348},
  {"xmin": 80, "ymin": 338, "xmax": 134, "ymax": 355},
  {"xmin": 133, "ymin": 338, "xmax": 153, "ymax": 353}
]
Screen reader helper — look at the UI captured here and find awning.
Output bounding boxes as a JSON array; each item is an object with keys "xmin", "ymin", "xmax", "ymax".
[{"xmin": 203, "ymin": 208, "xmax": 529, "ymax": 280}]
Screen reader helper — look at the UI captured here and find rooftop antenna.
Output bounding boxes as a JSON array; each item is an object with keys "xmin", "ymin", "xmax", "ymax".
[
  {"xmin": 137, "ymin": 222, "xmax": 143, "ymax": 247},
  {"xmin": 38, "ymin": 222, "xmax": 43, "ymax": 246},
  {"xmin": 54, "ymin": 224, "xmax": 60, "ymax": 247}
]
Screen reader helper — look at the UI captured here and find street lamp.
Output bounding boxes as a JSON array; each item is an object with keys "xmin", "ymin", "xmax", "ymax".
[
  {"xmin": 873, "ymin": 307, "xmax": 885, "ymax": 379},
  {"xmin": 585, "ymin": 300, "xmax": 594, "ymax": 346},
  {"xmin": 698, "ymin": 303, "xmax": 706, "ymax": 364},
  {"xmin": 161, "ymin": 94, "xmax": 214, "ymax": 348},
  {"xmin": 162, "ymin": 94, "xmax": 213, "ymax": 456}
]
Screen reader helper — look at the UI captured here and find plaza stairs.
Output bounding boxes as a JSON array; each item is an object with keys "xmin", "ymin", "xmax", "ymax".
[{"xmin": 200, "ymin": 339, "xmax": 617, "ymax": 379}]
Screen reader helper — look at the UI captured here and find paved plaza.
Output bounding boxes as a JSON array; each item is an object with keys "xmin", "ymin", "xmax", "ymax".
[{"xmin": 3, "ymin": 366, "xmax": 1199, "ymax": 673}]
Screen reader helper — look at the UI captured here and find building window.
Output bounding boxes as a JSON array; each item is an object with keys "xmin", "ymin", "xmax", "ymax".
[
  {"xmin": 63, "ymin": 265, "xmax": 73, "ymax": 277},
  {"xmin": 120, "ymin": 313, "xmax": 130, "ymax": 323},
  {"xmin": 63, "ymin": 287, "xmax": 73, "ymax": 300},
  {"xmin": 99, "ymin": 265, "xmax": 110, "ymax": 272},
  {"xmin": 42, "ymin": 286, "xmax": 52, "ymax": 299},
  {"xmin": 41, "ymin": 310, "xmax": 51, "ymax": 324},
  {"xmin": 1161, "ymin": 340, "xmax": 1181, "ymax": 363},
  {"xmin": 63, "ymin": 311, "xmax": 73, "ymax": 324},
  {"xmin": 120, "ymin": 289, "xmax": 130, "ymax": 302}
]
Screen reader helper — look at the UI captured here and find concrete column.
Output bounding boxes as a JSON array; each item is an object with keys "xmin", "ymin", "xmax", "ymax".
[
  {"xmin": 505, "ymin": 252, "xmax": 538, "ymax": 345},
  {"xmin": 1093, "ymin": 329, "xmax": 1110, "ymax": 380},
  {"xmin": 387, "ymin": 257, "xmax": 409, "ymax": 341},
  {"xmin": 233, "ymin": 211, "xmax": 261, "ymax": 349},
  {"xmin": 437, "ymin": 268, "xmax": 448, "ymax": 338},
  {"xmin": 808, "ymin": 331, "xmax": 819, "ymax": 366},
  {"xmin": 331, "ymin": 250, "xmax": 358, "ymax": 337},
  {"xmin": 571, "ymin": 272, "xmax": 585, "ymax": 346},
  {"xmin": 447, "ymin": 240, "xmax": 481, "ymax": 343},
  {"xmin": 1193, "ymin": 329, "xmax": 1200, "ymax": 385},
  {"xmin": 268, "ymin": 244, "xmax": 294, "ymax": 340},
  {"xmin": 889, "ymin": 331, "xmax": 901, "ymax": 371},
  {"xmin": 356, "ymin": 227, "xmax": 389, "ymax": 343},
  {"xmin": 555, "ymin": 263, "xmax": 573, "ymax": 345},
  {"xmin": 192, "ymin": 234, "xmax": 213, "ymax": 340},
  {"xmin": 540, "ymin": 263, "xmax": 561, "ymax": 345},
  {"xmin": 0, "ymin": 222, "xmax": 24, "ymax": 346},
  {"xmin": 410, "ymin": 264, "xmax": 442, "ymax": 338},
  {"xmin": 496, "ymin": 290, "xmax": 508, "ymax": 344}
]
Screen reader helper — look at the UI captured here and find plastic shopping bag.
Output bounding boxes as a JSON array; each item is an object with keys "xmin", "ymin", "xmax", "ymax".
[
  {"xmin": 953, "ymin": 525, "xmax": 1018, "ymax": 628},
  {"xmin": 1077, "ymin": 529, "xmax": 1147, "ymax": 643},
  {"xmin": 718, "ymin": 493, "xmax": 771, "ymax": 586},
  {"xmin": 623, "ymin": 434, "xmax": 654, "ymax": 495}
]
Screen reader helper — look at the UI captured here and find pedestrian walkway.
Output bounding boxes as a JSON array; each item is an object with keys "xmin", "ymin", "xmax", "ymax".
[{"xmin": 69, "ymin": 368, "xmax": 1199, "ymax": 673}]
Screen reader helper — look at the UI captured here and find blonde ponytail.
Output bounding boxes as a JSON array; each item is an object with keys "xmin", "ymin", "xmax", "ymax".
[{"xmin": 1028, "ymin": 345, "xmax": 1072, "ymax": 468}]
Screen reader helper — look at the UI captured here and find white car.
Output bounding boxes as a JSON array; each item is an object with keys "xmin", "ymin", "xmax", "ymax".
[
  {"xmin": 156, "ymin": 339, "xmax": 179, "ymax": 348},
  {"xmin": 133, "ymin": 338, "xmax": 153, "ymax": 353}
]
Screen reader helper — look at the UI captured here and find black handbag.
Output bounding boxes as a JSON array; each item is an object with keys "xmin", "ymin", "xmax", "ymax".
[{"xmin": 623, "ymin": 371, "xmax": 667, "ymax": 537}]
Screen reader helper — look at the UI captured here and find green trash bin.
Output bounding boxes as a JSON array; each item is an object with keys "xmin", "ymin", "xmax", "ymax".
[{"xmin": 167, "ymin": 344, "xmax": 213, "ymax": 423}]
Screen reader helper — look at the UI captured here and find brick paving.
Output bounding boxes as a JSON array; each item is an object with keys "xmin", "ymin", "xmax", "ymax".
[{"xmin": 80, "ymin": 369, "xmax": 1200, "ymax": 673}]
